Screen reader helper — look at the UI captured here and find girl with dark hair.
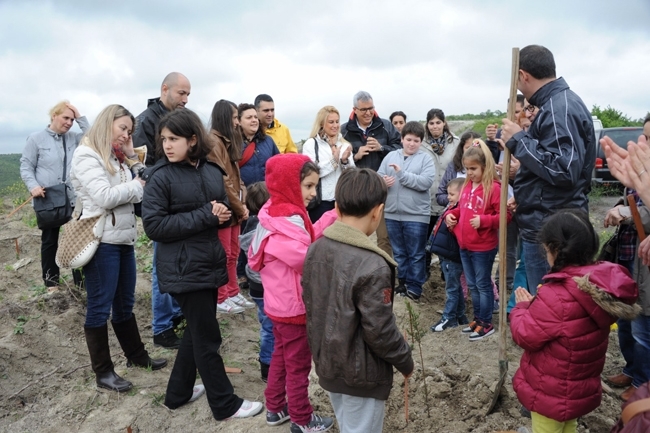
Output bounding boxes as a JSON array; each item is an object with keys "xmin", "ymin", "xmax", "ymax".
[
  {"xmin": 389, "ymin": 111, "xmax": 407, "ymax": 133},
  {"xmin": 510, "ymin": 209, "xmax": 639, "ymax": 433},
  {"xmin": 421, "ymin": 108, "xmax": 460, "ymax": 272},
  {"xmin": 142, "ymin": 108, "xmax": 263, "ymax": 421},
  {"xmin": 248, "ymin": 154, "xmax": 336, "ymax": 431},
  {"xmin": 436, "ymin": 131, "xmax": 481, "ymax": 206},
  {"xmin": 208, "ymin": 100, "xmax": 254, "ymax": 314}
]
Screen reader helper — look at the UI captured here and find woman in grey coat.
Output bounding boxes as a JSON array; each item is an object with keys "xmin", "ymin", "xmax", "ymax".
[{"xmin": 20, "ymin": 101, "xmax": 89, "ymax": 288}]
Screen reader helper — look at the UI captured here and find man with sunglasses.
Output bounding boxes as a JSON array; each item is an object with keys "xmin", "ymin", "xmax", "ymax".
[
  {"xmin": 341, "ymin": 91, "xmax": 401, "ymax": 256},
  {"xmin": 501, "ymin": 45, "xmax": 596, "ymax": 292}
]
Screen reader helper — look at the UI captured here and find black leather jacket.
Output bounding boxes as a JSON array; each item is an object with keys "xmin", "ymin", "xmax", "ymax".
[
  {"xmin": 141, "ymin": 158, "xmax": 231, "ymax": 294},
  {"xmin": 341, "ymin": 114, "xmax": 402, "ymax": 171},
  {"xmin": 132, "ymin": 98, "xmax": 169, "ymax": 166},
  {"xmin": 506, "ymin": 78, "xmax": 596, "ymax": 242}
]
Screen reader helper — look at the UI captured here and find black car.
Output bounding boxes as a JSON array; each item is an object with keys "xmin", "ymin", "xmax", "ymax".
[{"xmin": 593, "ymin": 127, "xmax": 643, "ymax": 184}]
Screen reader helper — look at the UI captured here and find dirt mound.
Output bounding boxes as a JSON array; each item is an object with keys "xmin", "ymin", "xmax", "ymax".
[{"xmin": 0, "ymin": 195, "xmax": 627, "ymax": 432}]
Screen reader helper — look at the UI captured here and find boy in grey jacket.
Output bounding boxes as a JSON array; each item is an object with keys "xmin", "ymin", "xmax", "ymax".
[{"xmin": 378, "ymin": 121, "xmax": 435, "ymax": 300}]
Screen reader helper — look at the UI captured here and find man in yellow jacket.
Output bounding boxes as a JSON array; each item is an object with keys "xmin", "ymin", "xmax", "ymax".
[{"xmin": 254, "ymin": 94, "xmax": 297, "ymax": 154}]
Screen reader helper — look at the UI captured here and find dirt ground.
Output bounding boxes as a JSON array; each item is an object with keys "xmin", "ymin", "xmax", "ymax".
[{"xmin": 0, "ymin": 193, "xmax": 627, "ymax": 433}]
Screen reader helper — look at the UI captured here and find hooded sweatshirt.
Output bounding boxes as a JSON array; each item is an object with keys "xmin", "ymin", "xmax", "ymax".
[
  {"xmin": 510, "ymin": 262, "xmax": 639, "ymax": 422},
  {"xmin": 248, "ymin": 154, "xmax": 337, "ymax": 324}
]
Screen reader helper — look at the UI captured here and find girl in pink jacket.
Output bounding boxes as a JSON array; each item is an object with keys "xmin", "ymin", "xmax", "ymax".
[
  {"xmin": 511, "ymin": 209, "xmax": 639, "ymax": 433},
  {"xmin": 248, "ymin": 154, "xmax": 336, "ymax": 432}
]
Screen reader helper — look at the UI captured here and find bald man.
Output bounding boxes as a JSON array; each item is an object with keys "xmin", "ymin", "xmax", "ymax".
[
  {"xmin": 133, "ymin": 72, "xmax": 191, "ymax": 165},
  {"xmin": 133, "ymin": 73, "xmax": 190, "ymax": 349}
]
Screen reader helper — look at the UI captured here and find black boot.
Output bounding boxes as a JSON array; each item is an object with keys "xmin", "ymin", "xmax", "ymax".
[
  {"xmin": 112, "ymin": 314, "xmax": 167, "ymax": 370},
  {"xmin": 396, "ymin": 278, "xmax": 407, "ymax": 294},
  {"xmin": 84, "ymin": 325, "xmax": 133, "ymax": 392},
  {"xmin": 260, "ymin": 360, "xmax": 270, "ymax": 383}
]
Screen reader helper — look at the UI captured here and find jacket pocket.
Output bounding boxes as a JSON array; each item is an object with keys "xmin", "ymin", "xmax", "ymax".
[{"xmin": 175, "ymin": 242, "xmax": 189, "ymax": 279}]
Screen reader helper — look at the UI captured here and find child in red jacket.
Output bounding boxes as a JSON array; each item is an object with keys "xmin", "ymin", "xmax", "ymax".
[
  {"xmin": 446, "ymin": 139, "xmax": 510, "ymax": 340},
  {"xmin": 511, "ymin": 209, "xmax": 639, "ymax": 433}
]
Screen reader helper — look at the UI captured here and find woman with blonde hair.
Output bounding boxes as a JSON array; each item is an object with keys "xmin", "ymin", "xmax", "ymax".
[
  {"xmin": 70, "ymin": 104, "xmax": 166, "ymax": 393},
  {"xmin": 302, "ymin": 105, "xmax": 355, "ymax": 222}
]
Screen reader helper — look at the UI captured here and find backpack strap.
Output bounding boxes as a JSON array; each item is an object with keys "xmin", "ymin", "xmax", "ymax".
[{"xmin": 239, "ymin": 141, "xmax": 256, "ymax": 168}]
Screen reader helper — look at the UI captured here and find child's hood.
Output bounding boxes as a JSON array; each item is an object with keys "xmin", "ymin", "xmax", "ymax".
[{"xmin": 546, "ymin": 262, "xmax": 640, "ymax": 326}]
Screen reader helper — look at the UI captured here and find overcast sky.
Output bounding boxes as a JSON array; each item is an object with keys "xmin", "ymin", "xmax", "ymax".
[{"xmin": 1, "ymin": 0, "xmax": 649, "ymax": 154}]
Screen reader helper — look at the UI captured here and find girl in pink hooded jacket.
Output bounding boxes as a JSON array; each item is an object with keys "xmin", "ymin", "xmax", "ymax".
[
  {"xmin": 511, "ymin": 209, "xmax": 639, "ymax": 433},
  {"xmin": 248, "ymin": 154, "xmax": 337, "ymax": 432}
]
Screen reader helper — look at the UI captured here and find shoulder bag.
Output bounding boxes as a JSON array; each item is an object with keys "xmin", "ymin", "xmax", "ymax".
[
  {"xmin": 33, "ymin": 136, "xmax": 73, "ymax": 229},
  {"xmin": 307, "ymin": 138, "xmax": 322, "ymax": 210},
  {"xmin": 598, "ymin": 228, "xmax": 619, "ymax": 263},
  {"xmin": 56, "ymin": 212, "xmax": 106, "ymax": 269}
]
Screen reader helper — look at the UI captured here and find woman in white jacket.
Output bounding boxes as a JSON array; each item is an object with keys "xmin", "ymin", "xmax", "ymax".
[
  {"xmin": 302, "ymin": 106, "xmax": 355, "ymax": 222},
  {"xmin": 70, "ymin": 105, "xmax": 165, "ymax": 393}
]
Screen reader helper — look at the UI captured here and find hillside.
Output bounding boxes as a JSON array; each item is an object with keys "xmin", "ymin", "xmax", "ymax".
[{"xmin": 0, "ymin": 154, "xmax": 22, "ymax": 192}]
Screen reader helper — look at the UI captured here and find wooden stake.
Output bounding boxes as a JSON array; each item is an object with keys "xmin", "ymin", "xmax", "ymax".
[
  {"xmin": 403, "ymin": 330, "xmax": 409, "ymax": 425},
  {"xmin": 6, "ymin": 196, "xmax": 33, "ymax": 219}
]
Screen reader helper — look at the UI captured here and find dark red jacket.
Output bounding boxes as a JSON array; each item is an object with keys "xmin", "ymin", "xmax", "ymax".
[{"xmin": 511, "ymin": 262, "xmax": 639, "ymax": 421}]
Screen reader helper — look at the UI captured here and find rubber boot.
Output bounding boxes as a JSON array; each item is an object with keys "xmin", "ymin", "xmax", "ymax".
[
  {"xmin": 112, "ymin": 314, "xmax": 167, "ymax": 370},
  {"xmin": 84, "ymin": 325, "xmax": 132, "ymax": 392}
]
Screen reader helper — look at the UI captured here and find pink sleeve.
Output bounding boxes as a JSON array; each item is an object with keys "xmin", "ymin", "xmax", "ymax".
[
  {"xmin": 313, "ymin": 209, "xmax": 338, "ymax": 239},
  {"xmin": 265, "ymin": 233, "xmax": 310, "ymax": 274}
]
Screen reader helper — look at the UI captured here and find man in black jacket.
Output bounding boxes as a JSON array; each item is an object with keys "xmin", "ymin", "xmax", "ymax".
[
  {"xmin": 133, "ymin": 72, "xmax": 191, "ymax": 349},
  {"xmin": 341, "ymin": 91, "xmax": 401, "ymax": 256},
  {"xmin": 501, "ymin": 45, "xmax": 596, "ymax": 291},
  {"xmin": 133, "ymin": 72, "xmax": 191, "ymax": 165}
]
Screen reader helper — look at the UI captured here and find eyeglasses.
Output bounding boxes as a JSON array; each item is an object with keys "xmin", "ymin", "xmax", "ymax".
[
  {"xmin": 355, "ymin": 106, "xmax": 375, "ymax": 113},
  {"xmin": 524, "ymin": 105, "xmax": 536, "ymax": 113}
]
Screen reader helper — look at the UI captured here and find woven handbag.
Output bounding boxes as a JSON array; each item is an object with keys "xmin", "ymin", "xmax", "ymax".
[{"xmin": 55, "ymin": 213, "xmax": 106, "ymax": 269}]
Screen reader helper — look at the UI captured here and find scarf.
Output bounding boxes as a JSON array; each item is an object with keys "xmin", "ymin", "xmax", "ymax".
[
  {"xmin": 111, "ymin": 144, "xmax": 126, "ymax": 164},
  {"xmin": 426, "ymin": 132, "xmax": 450, "ymax": 155},
  {"xmin": 265, "ymin": 154, "xmax": 315, "ymax": 241}
]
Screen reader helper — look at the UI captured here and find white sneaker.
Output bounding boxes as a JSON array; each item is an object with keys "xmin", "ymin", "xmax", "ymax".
[
  {"xmin": 217, "ymin": 299, "xmax": 245, "ymax": 314},
  {"xmin": 189, "ymin": 384, "xmax": 205, "ymax": 403},
  {"xmin": 230, "ymin": 293, "xmax": 255, "ymax": 309},
  {"xmin": 227, "ymin": 400, "xmax": 263, "ymax": 419}
]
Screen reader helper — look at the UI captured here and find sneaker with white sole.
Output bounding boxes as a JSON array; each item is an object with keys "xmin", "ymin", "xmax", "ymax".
[
  {"xmin": 189, "ymin": 384, "xmax": 205, "ymax": 403},
  {"xmin": 469, "ymin": 323, "xmax": 495, "ymax": 341},
  {"xmin": 227, "ymin": 400, "xmax": 264, "ymax": 419},
  {"xmin": 431, "ymin": 318, "xmax": 458, "ymax": 332},
  {"xmin": 461, "ymin": 319, "xmax": 479, "ymax": 334},
  {"xmin": 217, "ymin": 298, "xmax": 245, "ymax": 314},
  {"xmin": 266, "ymin": 404, "xmax": 290, "ymax": 426},
  {"xmin": 289, "ymin": 413, "xmax": 334, "ymax": 432},
  {"xmin": 230, "ymin": 293, "xmax": 255, "ymax": 309}
]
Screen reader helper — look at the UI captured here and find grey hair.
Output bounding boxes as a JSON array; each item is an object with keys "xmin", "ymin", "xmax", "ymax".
[{"xmin": 352, "ymin": 91, "xmax": 373, "ymax": 108}]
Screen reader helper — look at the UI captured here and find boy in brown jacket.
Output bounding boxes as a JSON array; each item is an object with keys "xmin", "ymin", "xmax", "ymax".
[{"xmin": 303, "ymin": 168, "xmax": 414, "ymax": 432}]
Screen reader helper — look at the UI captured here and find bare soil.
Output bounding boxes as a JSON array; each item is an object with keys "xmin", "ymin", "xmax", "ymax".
[{"xmin": 0, "ymin": 194, "xmax": 625, "ymax": 433}]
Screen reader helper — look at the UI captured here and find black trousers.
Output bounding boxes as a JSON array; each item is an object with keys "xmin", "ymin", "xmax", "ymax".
[
  {"xmin": 165, "ymin": 289, "xmax": 243, "ymax": 420},
  {"xmin": 41, "ymin": 227, "xmax": 83, "ymax": 288}
]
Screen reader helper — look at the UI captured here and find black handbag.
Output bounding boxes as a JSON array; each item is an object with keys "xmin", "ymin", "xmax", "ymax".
[
  {"xmin": 598, "ymin": 229, "xmax": 619, "ymax": 263},
  {"xmin": 307, "ymin": 138, "xmax": 323, "ymax": 211},
  {"xmin": 33, "ymin": 136, "xmax": 73, "ymax": 230}
]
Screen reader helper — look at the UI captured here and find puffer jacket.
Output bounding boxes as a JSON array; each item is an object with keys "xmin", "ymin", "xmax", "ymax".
[
  {"xmin": 341, "ymin": 113, "xmax": 402, "ymax": 171},
  {"xmin": 132, "ymin": 97, "xmax": 168, "ymax": 166},
  {"xmin": 421, "ymin": 134, "xmax": 460, "ymax": 216},
  {"xmin": 207, "ymin": 130, "xmax": 246, "ymax": 224},
  {"xmin": 141, "ymin": 158, "xmax": 231, "ymax": 294},
  {"xmin": 70, "ymin": 142, "xmax": 143, "ymax": 245},
  {"xmin": 511, "ymin": 262, "xmax": 639, "ymax": 421},
  {"xmin": 20, "ymin": 117, "xmax": 90, "ymax": 207},
  {"xmin": 506, "ymin": 77, "xmax": 596, "ymax": 242},
  {"xmin": 248, "ymin": 203, "xmax": 337, "ymax": 322},
  {"xmin": 303, "ymin": 221, "xmax": 413, "ymax": 400},
  {"xmin": 239, "ymin": 133, "xmax": 280, "ymax": 186}
]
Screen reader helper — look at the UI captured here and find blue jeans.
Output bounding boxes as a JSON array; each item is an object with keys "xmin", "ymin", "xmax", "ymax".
[
  {"xmin": 385, "ymin": 219, "xmax": 428, "ymax": 297},
  {"xmin": 152, "ymin": 242, "xmax": 182, "ymax": 335},
  {"xmin": 252, "ymin": 296, "xmax": 275, "ymax": 365},
  {"xmin": 460, "ymin": 248, "xmax": 498, "ymax": 324},
  {"xmin": 632, "ymin": 314, "xmax": 650, "ymax": 388},
  {"xmin": 521, "ymin": 240, "xmax": 550, "ymax": 294},
  {"xmin": 440, "ymin": 259, "xmax": 465, "ymax": 322},
  {"xmin": 507, "ymin": 244, "xmax": 529, "ymax": 314},
  {"xmin": 84, "ymin": 243, "xmax": 136, "ymax": 328}
]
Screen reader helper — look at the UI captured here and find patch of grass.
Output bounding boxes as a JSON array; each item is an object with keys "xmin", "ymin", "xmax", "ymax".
[
  {"xmin": 174, "ymin": 318, "xmax": 187, "ymax": 339},
  {"xmin": 14, "ymin": 315, "xmax": 29, "ymax": 334},
  {"xmin": 219, "ymin": 319, "xmax": 231, "ymax": 338},
  {"xmin": 151, "ymin": 392, "xmax": 165, "ymax": 406},
  {"xmin": 127, "ymin": 386, "xmax": 139, "ymax": 396},
  {"xmin": 22, "ymin": 213, "xmax": 38, "ymax": 228},
  {"xmin": 29, "ymin": 284, "xmax": 47, "ymax": 297},
  {"xmin": 5, "ymin": 265, "xmax": 12, "ymax": 271},
  {"xmin": 589, "ymin": 183, "xmax": 622, "ymax": 203},
  {"xmin": 135, "ymin": 232, "xmax": 152, "ymax": 248}
]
